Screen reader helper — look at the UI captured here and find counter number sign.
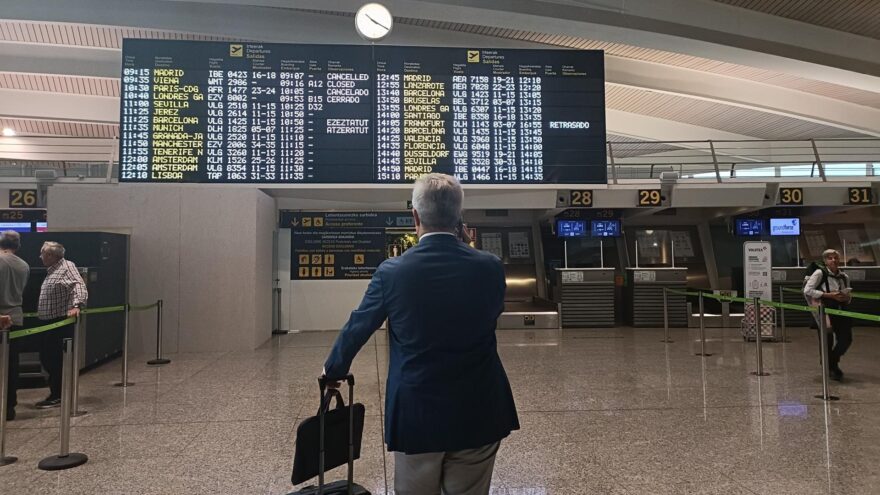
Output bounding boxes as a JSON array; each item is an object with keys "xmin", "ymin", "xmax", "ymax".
[
  {"xmin": 9, "ymin": 189, "xmax": 38, "ymax": 208},
  {"xmin": 637, "ymin": 189, "xmax": 662, "ymax": 207},
  {"xmin": 848, "ymin": 187, "xmax": 873, "ymax": 205},
  {"xmin": 569, "ymin": 190, "xmax": 593, "ymax": 207},
  {"xmin": 778, "ymin": 187, "xmax": 803, "ymax": 205}
]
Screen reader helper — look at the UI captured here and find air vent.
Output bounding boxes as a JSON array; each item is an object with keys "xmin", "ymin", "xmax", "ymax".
[{"xmin": 35, "ymin": 169, "xmax": 57, "ymax": 180}]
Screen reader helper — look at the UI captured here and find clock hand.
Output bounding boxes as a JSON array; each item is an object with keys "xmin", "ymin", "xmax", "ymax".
[{"xmin": 365, "ymin": 13, "xmax": 390, "ymax": 31}]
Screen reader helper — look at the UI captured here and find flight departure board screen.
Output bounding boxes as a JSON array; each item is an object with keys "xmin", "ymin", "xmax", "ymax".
[{"xmin": 120, "ymin": 40, "xmax": 606, "ymax": 184}]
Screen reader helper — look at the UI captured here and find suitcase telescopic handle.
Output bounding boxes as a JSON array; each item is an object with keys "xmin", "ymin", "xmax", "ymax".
[
  {"xmin": 318, "ymin": 373, "xmax": 355, "ymax": 390},
  {"xmin": 316, "ymin": 373, "xmax": 357, "ymax": 495}
]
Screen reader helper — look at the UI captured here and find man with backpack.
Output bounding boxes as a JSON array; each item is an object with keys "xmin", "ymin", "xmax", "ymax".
[{"xmin": 803, "ymin": 249, "xmax": 852, "ymax": 381}]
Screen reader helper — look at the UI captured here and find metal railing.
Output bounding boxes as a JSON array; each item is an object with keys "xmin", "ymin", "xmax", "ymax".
[
  {"xmin": 1, "ymin": 136, "xmax": 878, "ymax": 183},
  {"xmin": 0, "ymin": 136, "xmax": 116, "ymax": 181},
  {"xmin": 607, "ymin": 138, "xmax": 880, "ymax": 183}
]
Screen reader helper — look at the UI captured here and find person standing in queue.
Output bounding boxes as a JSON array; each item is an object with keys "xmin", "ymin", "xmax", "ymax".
[
  {"xmin": 35, "ymin": 241, "xmax": 88, "ymax": 409},
  {"xmin": 0, "ymin": 230, "xmax": 30, "ymax": 420},
  {"xmin": 322, "ymin": 173, "xmax": 519, "ymax": 495},
  {"xmin": 804, "ymin": 248, "xmax": 852, "ymax": 381}
]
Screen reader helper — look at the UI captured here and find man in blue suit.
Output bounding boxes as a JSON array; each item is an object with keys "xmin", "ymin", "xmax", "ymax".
[{"xmin": 323, "ymin": 173, "xmax": 519, "ymax": 494}]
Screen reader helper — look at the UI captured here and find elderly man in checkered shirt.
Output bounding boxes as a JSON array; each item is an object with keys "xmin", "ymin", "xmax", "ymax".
[{"xmin": 35, "ymin": 241, "xmax": 88, "ymax": 409}]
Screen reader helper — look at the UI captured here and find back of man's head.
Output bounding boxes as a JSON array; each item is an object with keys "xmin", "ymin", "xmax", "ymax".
[
  {"xmin": 0, "ymin": 230, "xmax": 21, "ymax": 251},
  {"xmin": 412, "ymin": 173, "xmax": 463, "ymax": 231}
]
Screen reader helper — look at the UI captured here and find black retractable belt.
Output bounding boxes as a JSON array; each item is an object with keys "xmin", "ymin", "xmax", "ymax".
[{"xmin": 289, "ymin": 374, "xmax": 369, "ymax": 495}]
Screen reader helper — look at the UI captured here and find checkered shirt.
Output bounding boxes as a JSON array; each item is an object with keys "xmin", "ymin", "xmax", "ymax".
[{"xmin": 38, "ymin": 258, "xmax": 88, "ymax": 320}]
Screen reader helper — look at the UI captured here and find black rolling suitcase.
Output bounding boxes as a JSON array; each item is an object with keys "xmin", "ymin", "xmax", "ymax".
[{"xmin": 288, "ymin": 374, "xmax": 370, "ymax": 495}]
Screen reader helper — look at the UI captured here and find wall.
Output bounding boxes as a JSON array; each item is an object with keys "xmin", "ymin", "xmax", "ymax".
[
  {"xmin": 291, "ymin": 280, "xmax": 371, "ymax": 332},
  {"xmin": 253, "ymin": 190, "xmax": 276, "ymax": 348},
  {"xmin": 275, "ymin": 228, "xmax": 370, "ymax": 332},
  {"xmin": 47, "ymin": 183, "xmax": 275, "ymax": 354}
]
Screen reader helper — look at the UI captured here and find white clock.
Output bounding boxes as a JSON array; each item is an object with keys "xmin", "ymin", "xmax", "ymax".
[{"xmin": 355, "ymin": 3, "xmax": 393, "ymax": 41}]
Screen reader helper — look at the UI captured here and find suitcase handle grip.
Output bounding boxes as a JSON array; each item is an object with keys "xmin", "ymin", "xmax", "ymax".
[{"xmin": 318, "ymin": 373, "xmax": 355, "ymax": 389}]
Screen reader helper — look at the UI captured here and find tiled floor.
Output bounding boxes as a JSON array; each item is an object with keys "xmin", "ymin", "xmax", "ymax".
[{"xmin": 2, "ymin": 325, "xmax": 880, "ymax": 494}]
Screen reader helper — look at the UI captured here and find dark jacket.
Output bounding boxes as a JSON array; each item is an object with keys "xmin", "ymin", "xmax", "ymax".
[{"xmin": 324, "ymin": 233, "xmax": 519, "ymax": 454}]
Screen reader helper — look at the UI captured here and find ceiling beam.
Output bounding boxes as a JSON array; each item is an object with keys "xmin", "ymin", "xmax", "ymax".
[
  {"xmin": 0, "ymin": 41, "xmax": 120, "ymax": 78},
  {"xmin": 0, "ymin": 89, "xmax": 117, "ymax": 123}
]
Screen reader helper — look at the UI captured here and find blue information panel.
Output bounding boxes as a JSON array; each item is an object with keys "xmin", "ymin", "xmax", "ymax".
[
  {"xmin": 557, "ymin": 220, "xmax": 587, "ymax": 238},
  {"xmin": 0, "ymin": 222, "xmax": 32, "ymax": 233},
  {"xmin": 590, "ymin": 220, "xmax": 620, "ymax": 237},
  {"xmin": 735, "ymin": 218, "xmax": 764, "ymax": 236},
  {"xmin": 120, "ymin": 40, "xmax": 606, "ymax": 184}
]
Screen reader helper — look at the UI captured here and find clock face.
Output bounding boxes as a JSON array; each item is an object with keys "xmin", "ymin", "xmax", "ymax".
[{"xmin": 355, "ymin": 3, "xmax": 393, "ymax": 41}]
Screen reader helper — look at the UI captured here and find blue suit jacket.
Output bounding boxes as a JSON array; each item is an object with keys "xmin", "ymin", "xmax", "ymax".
[{"xmin": 324, "ymin": 233, "xmax": 520, "ymax": 454}]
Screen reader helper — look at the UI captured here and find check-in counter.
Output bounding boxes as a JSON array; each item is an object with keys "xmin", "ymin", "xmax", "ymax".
[
  {"xmin": 625, "ymin": 268, "xmax": 688, "ymax": 327},
  {"xmin": 555, "ymin": 268, "xmax": 615, "ymax": 328},
  {"xmin": 773, "ymin": 266, "xmax": 880, "ymax": 327}
]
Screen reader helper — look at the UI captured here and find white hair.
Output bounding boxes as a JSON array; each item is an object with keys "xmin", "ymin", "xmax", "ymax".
[
  {"xmin": 411, "ymin": 173, "xmax": 463, "ymax": 230},
  {"xmin": 822, "ymin": 249, "xmax": 840, "ymax": 259},
  {"xmin": 41, "ymin": 241, "xmax": 65, "ymax": 258}
]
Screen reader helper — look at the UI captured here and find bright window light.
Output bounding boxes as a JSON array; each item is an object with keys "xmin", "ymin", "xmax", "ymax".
[{"xmin": 1, "ymin": 128, "xmax": 15, "ymax": 137}]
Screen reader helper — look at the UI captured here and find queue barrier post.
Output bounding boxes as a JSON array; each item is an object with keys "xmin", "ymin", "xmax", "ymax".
[
  {"xmin": 661, "ymin": 287, "xmax": 673, "ymax": 343},
  {"xmin": 778, "ymin": 286, "xmax": 788, "ymax": 343},
  {"xmin": 695, "ymin": 292, "xmax": 712, "ymax": 357},
  {"xmin": 71, "ymin": 317, "xmax": 86, "ymax": 417},
  {"xmin": 0, "ymin": 329, "xmax": 17, "ymax": 466},
  {"xmin": 115, "ymin": 304, "xmax": 134, "ymax": 387},
  {"xmin": 815, "ymin": 305, "xmax": 840, "ymax": 401},
  {"xmin": 751, "ymin": 297, "xmax": 769, "ymax": 376},
  {"xmin": 147, "ymin": 299, "xmax": 170, "ymax": 366},
  {"xmin": 38, "ymin": 338, "xmax": 88, "ymax": 470}
]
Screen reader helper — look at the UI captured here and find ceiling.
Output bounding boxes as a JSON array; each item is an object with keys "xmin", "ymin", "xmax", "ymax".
[
  {"xmin": 712, "ymin": 0, "xmax": 880, "ymax": 40},
  {"xmin": 0, "ymin": 0, "xmax": 878, "ymax": 146}
]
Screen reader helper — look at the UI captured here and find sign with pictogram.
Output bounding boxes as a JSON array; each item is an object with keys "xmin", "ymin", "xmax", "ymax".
[
  {"xmin": 292, "ymin": 230, "xmax": 385, "ymax": 280},
  {"xmin": 288, "ymin": 211, "xmax": 411, "ymax": 280}
]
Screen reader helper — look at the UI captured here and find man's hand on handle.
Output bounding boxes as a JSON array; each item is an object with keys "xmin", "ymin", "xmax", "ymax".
[
  {"xmin": 0, "ymin": 315, "xmax": 11, "ymax": 330},
  {"xmin": 67, "ymin": 307, "xmax": 81, "ymax": 318},
  {"xmin": 321, "ymin": 368, "xmax": 341, "ymax": 389}
]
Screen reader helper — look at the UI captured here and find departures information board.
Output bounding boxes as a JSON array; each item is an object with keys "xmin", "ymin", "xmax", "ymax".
[{"xmin": 120, "ymin": 40, "xmax": 605, "ymax": 184}]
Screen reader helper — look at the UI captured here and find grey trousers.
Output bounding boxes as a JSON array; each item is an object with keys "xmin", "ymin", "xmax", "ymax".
[{"xmin": 394, "ymin": 441, "xmax": 500, "ymax": 495}]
